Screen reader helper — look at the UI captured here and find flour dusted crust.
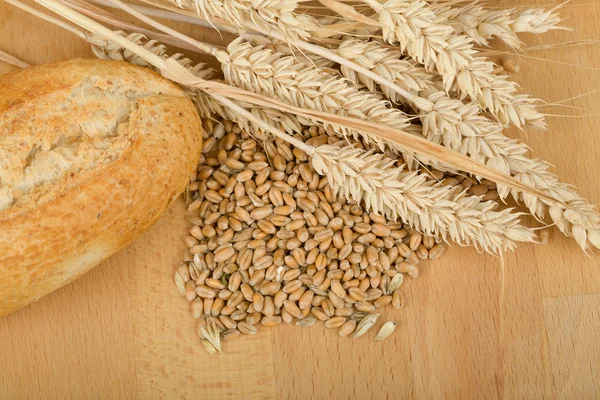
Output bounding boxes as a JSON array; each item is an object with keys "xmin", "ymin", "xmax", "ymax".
[{"xmin": 0, "ymin": 59, "xmax": 203, "ymax": 316}]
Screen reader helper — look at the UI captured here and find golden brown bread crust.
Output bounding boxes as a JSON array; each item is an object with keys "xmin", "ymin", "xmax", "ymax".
[{"xmin": 0, "ymin": 59, "xmax": 203, "ymax": 316}]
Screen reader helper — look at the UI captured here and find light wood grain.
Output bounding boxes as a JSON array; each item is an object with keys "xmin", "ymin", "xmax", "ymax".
[
  {"xmin": 1, "ymin": 1, "xmax": 600, "ymax": 399},
  {"xmin": 543, "ymin": 295, "xmax": 600, "ymax": 399}
]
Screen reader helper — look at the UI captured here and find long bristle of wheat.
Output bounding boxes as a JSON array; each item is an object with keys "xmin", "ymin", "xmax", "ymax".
[{"xmin": 311, "ymin": 143, "xmax": 537, "ymax": 253}]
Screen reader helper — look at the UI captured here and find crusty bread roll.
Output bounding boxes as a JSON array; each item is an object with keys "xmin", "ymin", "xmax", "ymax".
[{"xmin": 0, "ymin": 59, "xmax": 203, "ymax": 317}]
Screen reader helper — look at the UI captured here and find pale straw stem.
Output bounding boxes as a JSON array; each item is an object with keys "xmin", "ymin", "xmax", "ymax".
[{"xmin": 0, "ymin": 50, "xmax": 30, "ymax": 68}]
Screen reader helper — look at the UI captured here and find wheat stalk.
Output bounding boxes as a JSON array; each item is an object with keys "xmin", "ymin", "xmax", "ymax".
[
  {"xmin": 437, "ymin": 3, "xmax": 564, "ymax": 49},
  {"xmin": 312, "ymin": 143, "xmax": 536, "ymax": 253},
  {"xmin": 0, "ymin": 50, "xmax": 30, "ymax": 68}
]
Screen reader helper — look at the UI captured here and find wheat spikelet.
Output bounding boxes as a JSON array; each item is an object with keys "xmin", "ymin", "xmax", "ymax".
[
  {"xmin": 437, "ymin": 4, "xmax": 563, "ymax": 49},
  {"xmin": 312, "ymin": 143, "xmax": 536, "ymax": 253},
  {"xmin": 335, "ymin": 38, "xmax": 441, "ymax": 103}
]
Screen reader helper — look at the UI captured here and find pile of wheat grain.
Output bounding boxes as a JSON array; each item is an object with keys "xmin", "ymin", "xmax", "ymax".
[{"xmin": 175, "ymin": 118, "xmax": 507, "ymax": 353}]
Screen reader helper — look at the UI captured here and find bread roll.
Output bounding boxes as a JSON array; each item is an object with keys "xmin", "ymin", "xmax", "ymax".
[{"xmin": 0, "ymin": 59, "xmax": 203, "ymax": 316}]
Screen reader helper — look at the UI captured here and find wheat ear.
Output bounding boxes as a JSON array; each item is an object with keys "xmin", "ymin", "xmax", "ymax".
[
  {"xmin": 223, "ymin": 38, "xmax": 412, "ymax": 153},
  {"xmin": 437, "ymin": 3, "xmax": 564, "ymax": 49},
  {"xmin": 312, "ymin": 143, "xmax": 536, "ymax": 253},
  {"xmin": 329, "ymin": 37, "xmax": 600, "ymax": 250},
  {"xmin": 358, "ymin": 0, "xmax": 545, "ymax": 129}
]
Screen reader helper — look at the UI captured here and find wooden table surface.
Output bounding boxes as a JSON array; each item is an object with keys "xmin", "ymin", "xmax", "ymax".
[{"xmin": 1, "ymin": 1, "xmax": 600, "ymax": 399}]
